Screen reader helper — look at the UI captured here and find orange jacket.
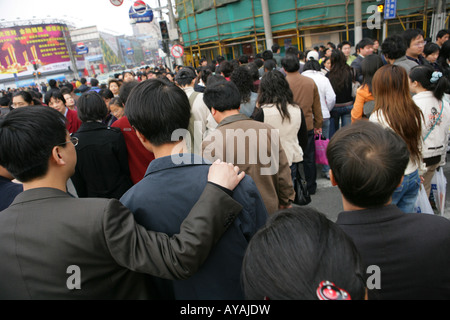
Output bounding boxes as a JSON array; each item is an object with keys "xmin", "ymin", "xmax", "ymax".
[{"xmin": 351, "ymin": 85, "xmax": 374, "ymax": 123}]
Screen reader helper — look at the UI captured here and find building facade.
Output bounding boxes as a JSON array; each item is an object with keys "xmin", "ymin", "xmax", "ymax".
[{"xmin": 175, "ymin": 0, "xmax": 450, "ymax": 67}]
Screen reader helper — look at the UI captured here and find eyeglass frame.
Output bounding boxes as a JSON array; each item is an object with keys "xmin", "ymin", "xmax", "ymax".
[{"xmin": 57, "ymin": 136, "xmax": 78, "ymax": 147}]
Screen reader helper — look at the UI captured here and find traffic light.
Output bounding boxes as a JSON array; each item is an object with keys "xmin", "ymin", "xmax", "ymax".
[{"xmin": 159, "ymin": 20, "xmax": 169, "ymax": 40}]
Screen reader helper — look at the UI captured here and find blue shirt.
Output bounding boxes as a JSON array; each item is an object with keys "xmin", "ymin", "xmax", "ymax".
[
  {"xmin": 0, "ymin": 177, "xmax": 23, "ymax": 211},
  {"xmin": 120, "ymin": 154, "xmax": 268, "ymax": 299}
]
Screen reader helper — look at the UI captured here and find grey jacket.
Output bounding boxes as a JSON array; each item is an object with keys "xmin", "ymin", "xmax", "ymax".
[
  {"xmin": 394, "ymin": 56, "xmax": 418, "ymax": 74},
  {"xmin": 0, "ymin": 184, "xmax": 242, "ymax": 299}
]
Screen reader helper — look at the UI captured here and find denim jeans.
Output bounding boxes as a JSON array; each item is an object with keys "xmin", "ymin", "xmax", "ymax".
[
  {"xmin": 329, "ymin": 105, "xmax": 353, "ymax": 139},
  {"xmin": 392, "ymin": 169, "xmax": 421, "ymax": 213}
]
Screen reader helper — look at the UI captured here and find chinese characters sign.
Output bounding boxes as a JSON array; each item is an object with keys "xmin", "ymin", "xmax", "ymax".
[
  {"xmin": 0, "ymin": 23, "xmax": 77, "ymax": 74},
  {"xmin": 384, "ymin": 0, "xmax": 397, "ymax": 20}
]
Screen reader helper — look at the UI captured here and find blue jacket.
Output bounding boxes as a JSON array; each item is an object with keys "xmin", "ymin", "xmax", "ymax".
[{"xmin": 120, "ymin": 154, "xmax": 268, "ymax": 299}]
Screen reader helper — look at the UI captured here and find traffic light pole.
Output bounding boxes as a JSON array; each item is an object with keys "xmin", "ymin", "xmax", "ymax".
[{"xmin": 166, "ymin": 0, "xmax": 183, "ymax": 67}]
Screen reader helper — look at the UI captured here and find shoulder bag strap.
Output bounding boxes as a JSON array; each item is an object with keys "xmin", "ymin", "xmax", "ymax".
[{"xmin": 424, "ymin": 100, "xmax": 444, "ymax": 141}]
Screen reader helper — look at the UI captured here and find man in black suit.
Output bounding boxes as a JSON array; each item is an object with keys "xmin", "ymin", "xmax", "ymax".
[
  {"xmin": 351, "ymin": 38, "xmax": 374, "ymax": 83},
  {"xmin": 328, "ymin": 121, "xmax": 450, "ymax": 300},
  {"xmin": 0, "ymin": 106, "xmax": 245, "ymax": 299}
]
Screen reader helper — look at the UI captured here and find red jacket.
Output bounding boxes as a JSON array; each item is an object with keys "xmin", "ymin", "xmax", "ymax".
[
  {"xmin": 111, "ymin": 116, "xmax": 155, "ymax": 184},
  {"xmin": 66, "ymin": 109, "xmax": 82, "ymax": 134}
]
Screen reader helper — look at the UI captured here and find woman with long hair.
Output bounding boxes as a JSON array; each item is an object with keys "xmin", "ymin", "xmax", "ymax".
[
  {"xmin": 351, "ymin": 54, "xmax": 384, "ymax": 122},
  {"xmin": 369, "ymin": 64, "xmax": 424, "ymax": 213},
  {"xmin": 327, "ymin": 50, "xmax": 353, "ymax": 138},
  {"xmin": 252, "ymin": 70, "xmax": 307, "ymax": 185},
  {"xmin": 230, "ymin": 65, "xmax": 258, "ymax": 117},
  {"xmin": 409, "ymin": 65, "xmax": 450, "ymax": 198}
]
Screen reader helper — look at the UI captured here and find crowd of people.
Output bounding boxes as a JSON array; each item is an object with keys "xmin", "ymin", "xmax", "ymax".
[{"xmin": 0, "ymin": 26, "xmax": 450, "ymax": 300}]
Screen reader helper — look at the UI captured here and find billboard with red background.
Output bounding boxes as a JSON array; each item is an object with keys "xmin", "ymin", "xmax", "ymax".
[{"xmin": 0, "ymin": 23, "xmax": 82, "ymax": 74}]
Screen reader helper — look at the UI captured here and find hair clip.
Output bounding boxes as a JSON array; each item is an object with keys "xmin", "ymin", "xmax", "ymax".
[
  {"xmin": 316, "ymin": 281, "xmax": 351, "ymax": 300},
  {"xmin": 430, "ymin": 71, "xmax": 443, "ymax": 84}
]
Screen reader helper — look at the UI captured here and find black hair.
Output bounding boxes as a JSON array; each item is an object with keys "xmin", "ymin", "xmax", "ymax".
[
  {"xmin": 119, "ymin": 80, "xmax": 139, "ymax": 104},
  {"xmin": 281, "ymin": 54, "xmax": 300, "ymax": 72},
  {"xmin": 271, "ymin": 43, "xmax": 280, "ymax": 53},
  {"xmin": 60, "ymin": 87, "xmax": 72, "ymax": 96},
  {"xmin": 199, "ymin": 66, "xmax": 213, "ymax": 86},
  {"xmin": 285, "ymin": 46, "xmax": 299, "ymax": 57},
  {"xmin": 219, "ymin": 60, "xmax": 234, "ymax": 78},
  {"xmin": 327, "ymin": 120, "xmax": 410, "ymax": 208},
  {"xmin": 409, "ymin": 65, "xmax": 449, "ymax": 101},
  {"xmin": 361, "ymin": 54, "xmax": 384, "ymax": 94},
  {"xmin": 77, "ymin": 91, "xmax": 108, "ymax": 122},
  {"xmin": 175, "ymin": 68, "xmax": 196, "ymax": 87},
  {"xmin": 327, "ymin": 41, "xmax": 336, "ymax": 49},
  {"xmin": 381, "ymin": 34, "xmax": 407, "ymax": 60},
  {"xmin": 203, "ymin": 80, "xmax": 241, "ymax": 112},
  {"xmin": 357, "ymin": 38, "xmax": 374, "ymax": 51},
  {"xmin": 258, "ymin": 70, "xmax": 295, "ymax": 122},
  {"xmin": 230, "ymin": 65, "xmax": 253, "ymax": 104},
  {"xmin": 90, "ymin": 78, "xmax": 99, "ymax": 87},
  {"xmin": 48, "ymin": 79, "xmax": 57, "ymax": 88},
  {"xmin": 0, "ymin": 106, "xmax": 67, "ymax": 182},
  {"xmin": 98, "ymin": 88, "xmax": 114, "ymax": 100},
  {"xmin": 242, "ymin": 206, "xmax": 366, "ymax": 300},
  {"xmin": 62, "ymin": 82, "xmax": 74, "ymax": 92},
  {"xmin": 125, "ymin": 78, "xmax": 190, "ymax": 147},
  {"xmin": 247, "ymin": 62, "xmax": 260, "ymax": 82},
  {"xmin": 328, "ymin": 50, "xmax": 353, "ymax": 93},
  {"xmin": 402, "ymin": 29, "xmax": 425, "ymax": 48},
  {"xmin": 338, "ymin": 40, "xmax": 352, "ymax": 50},
  {"xmin": 436, "ymin": 29, "xmax": 450, "ymax": 41},
  {"xmin": 253, "ymin": 58, "xmax": 264, "ymax": 69},
  {"xmin": 238, "ymin": 55, "xmax": 249, "ymax": 64},
  {"xmin": 80, "ymin": 78, "xmax": 87, "ymax": 84},
  {"xmin": 263, "ymin": 59, "xmax": 276, "ymax": 72},
  {"xmin": 48, "ymin": 90, "xmax": 66, "ymax": 105},
  {"xmin": 262, "ymin": 50, "xmax": 273, "ymax": 61},
  {"xmin": 109, "ymin": 96, "xmax": 124, "ymax": 108},
  {"xmin": 206, "ymin": 74, "xmax": 227, "ymax": 87},
  {"xmin": 12, "ymin": 91, "xmax": 34, "ymax": 106},
  {"xmin": 303, "ymin": 59, "xmax": 321, "ymax": 72},
  {"xmin": 216, "ymin": 55, "xmax": 225, "ymax": 64},
  {"xmin": 0, "ymin": 95, "xmax": 10, "ymax": 107},
  {"xmin": 424, "ymin": 42, "xmax": 440, "ymax": 57}
]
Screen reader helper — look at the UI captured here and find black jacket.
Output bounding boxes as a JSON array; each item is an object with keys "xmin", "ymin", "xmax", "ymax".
[
  {"xmin": 337, "ymin": 205, "xmax": 450, "ymax": 300},
  {"xmin": 71, "ymin": 122, "xmax": 133, "ymax": 199}
]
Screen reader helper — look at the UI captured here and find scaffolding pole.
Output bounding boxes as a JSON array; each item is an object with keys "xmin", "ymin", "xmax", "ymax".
[
  {"xmin": 261, "ymin": 0, "xmax": 273, "ymax": 50},
  {"xmin": 354, "ymin": 0, "xmax": 362, "ymax": 45}
]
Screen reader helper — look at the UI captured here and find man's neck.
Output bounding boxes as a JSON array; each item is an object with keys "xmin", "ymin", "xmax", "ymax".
[
  {"xmin": 215, "ymin": 109, "xmax": 240, "ymax": 124},
  {"xmin": 342, "ymin": 195, "xmax": 391, "ymax": 211},
  {"xmin": 152, "ymin": 141, "xmax": 187, "ymax": 158},
  {"xmin": 22, "ymin": 176, "xmax": 68, "ymax": 193},
  {"xmin": 406, "ymin": 50, "xmax": 419, "ymax": 60}
]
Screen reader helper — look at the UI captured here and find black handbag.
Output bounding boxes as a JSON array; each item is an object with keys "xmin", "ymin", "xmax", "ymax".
[{"xmin": 293, "ymin": 169, "xmax": 311, "ymax": 205}]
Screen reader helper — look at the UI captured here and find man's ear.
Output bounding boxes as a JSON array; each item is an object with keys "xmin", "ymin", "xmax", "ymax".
[
  {"xmin": 135, "ymin": 129, "xmax": 153, "ymax": 152},
  {"xmin": 329, "ymin": 170, "xmax": 338, "ymax": 187},
  {"xmin": 51, "ymin": 146, "xmax": 65, "ymax": 165}
]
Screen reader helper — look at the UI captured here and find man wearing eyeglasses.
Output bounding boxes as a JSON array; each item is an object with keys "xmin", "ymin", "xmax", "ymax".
[
  {"xmin": 403, "ymin": 29, "xmax": 429, "ymax": 67},
  {"xmin": 0, "ymin": 106, "xmax": 245, "ymax": 299}
]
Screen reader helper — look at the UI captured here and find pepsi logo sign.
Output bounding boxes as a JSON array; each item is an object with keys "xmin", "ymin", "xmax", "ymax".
[{"xmin": 133, "ymin": 0, "xmax": 148, "ymax": 15}]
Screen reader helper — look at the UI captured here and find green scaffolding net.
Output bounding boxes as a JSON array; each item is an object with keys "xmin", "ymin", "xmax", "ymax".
[{"xmin": 175, "ymin": 0, "xmax": 445, "ymax": 47}]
